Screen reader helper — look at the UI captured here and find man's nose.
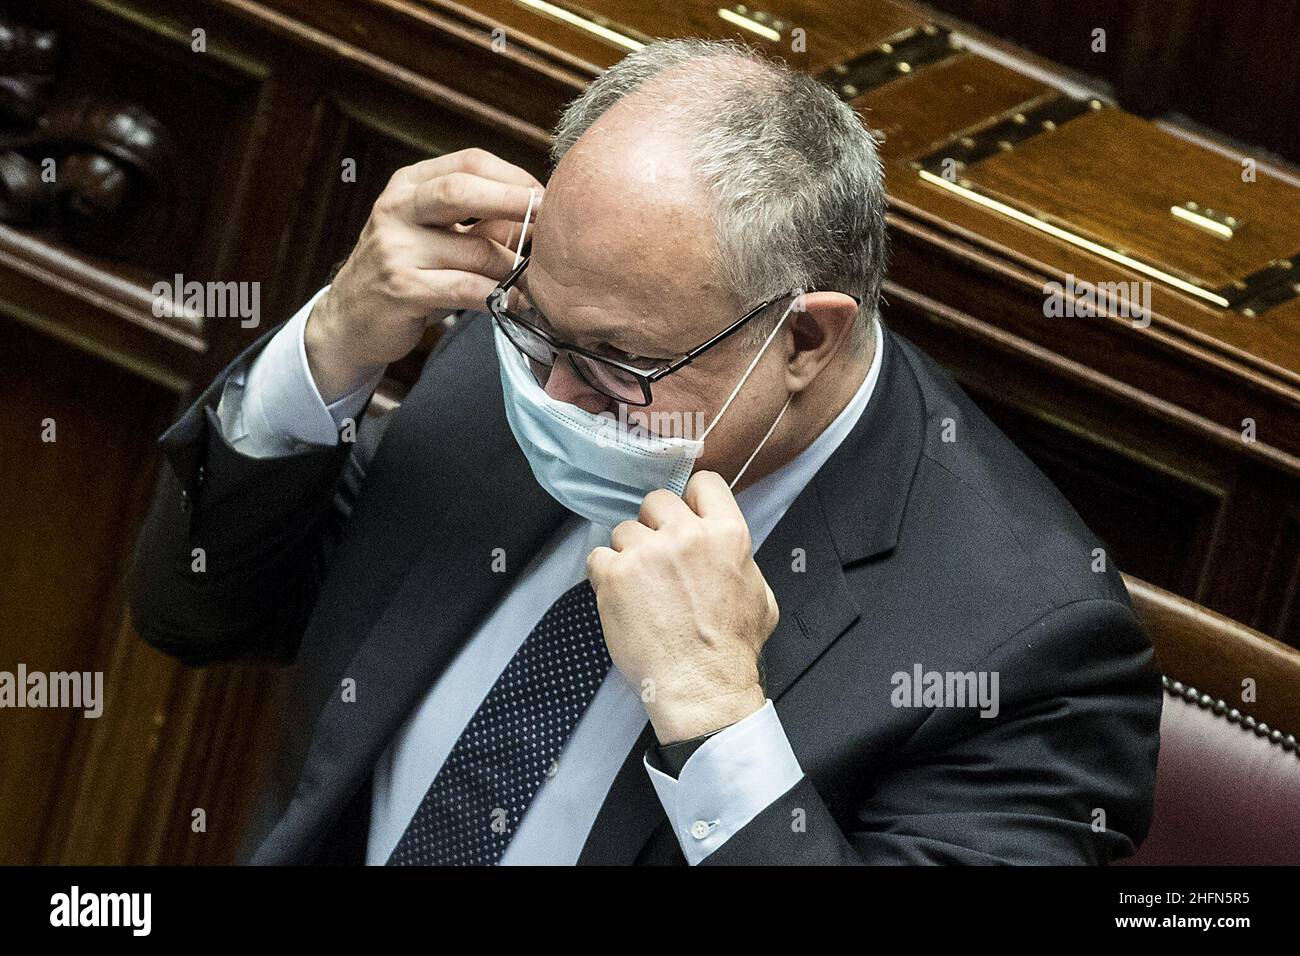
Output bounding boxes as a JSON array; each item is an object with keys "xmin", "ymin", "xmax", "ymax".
[{"xmin": 544, "ymin": 356, "xmax": 613, "ymax": 415}]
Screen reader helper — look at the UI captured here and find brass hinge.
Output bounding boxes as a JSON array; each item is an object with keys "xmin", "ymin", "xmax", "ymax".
[{"xmin": 818, "ymin": 24, "xmax": 955, "ymax": 101}]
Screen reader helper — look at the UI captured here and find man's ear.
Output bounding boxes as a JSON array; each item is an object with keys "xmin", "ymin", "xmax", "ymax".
[{"xmin": 784, "ymin": 292, "xmax": 861, "ymax": 392}]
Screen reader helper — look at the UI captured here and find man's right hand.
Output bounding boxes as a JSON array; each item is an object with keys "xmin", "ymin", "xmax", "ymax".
[{"xmin": 304, "ymin": 148, "xmax": 544, "ymax": 401}]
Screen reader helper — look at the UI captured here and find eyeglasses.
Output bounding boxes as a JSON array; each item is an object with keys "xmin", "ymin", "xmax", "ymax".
[{"xmin": 486, "ymin": 254, "xmax": 860, "ymax": 406}]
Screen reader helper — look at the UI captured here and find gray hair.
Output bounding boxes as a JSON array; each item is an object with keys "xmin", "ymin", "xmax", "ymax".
[{"xmin": 550, "ymin": 38, "xmax": 887, "ymax": 351}]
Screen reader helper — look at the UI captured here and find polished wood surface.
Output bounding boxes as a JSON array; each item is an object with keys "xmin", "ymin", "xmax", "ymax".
[
  {"xmin": 925, "ymin": 0, "xmax": 1300, "ymax": 167},
  {"xmin": 964, "ymin": 107, "xmax": 1300, "ymax": 291},
  {"xmin": 1124, "ymin": 573, "xmax": 1300, "ymax": 743},
  {"xmin": 0, "ymin": 320, "xmax": 174, "ymax": 862}
]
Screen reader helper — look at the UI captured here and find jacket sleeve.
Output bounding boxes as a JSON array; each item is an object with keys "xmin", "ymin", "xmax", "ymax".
[
  {"xmin": 700, "ymin": 598, "xmax": 1163, "ymax": 865},
  {"xmin": 127, "ymin": 314, "xmax": 466, "ymax": 666}
]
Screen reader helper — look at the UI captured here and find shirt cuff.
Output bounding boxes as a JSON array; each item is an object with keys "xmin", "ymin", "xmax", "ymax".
[
  {"xmin": 216, "ymin": 284, "xmax": 385, "ymax": 458},
  {"xmin": 643, "ymin": 699, "xmax": 803, "ymax": 865}
]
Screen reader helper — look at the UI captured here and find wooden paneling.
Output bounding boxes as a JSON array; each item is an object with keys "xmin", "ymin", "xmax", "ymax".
[
  {"xmin": 923, "ymin": 0, "xmax": 1300, "ymax": 165},
  {"xmin": 859, "ymin": 52, "xmax": 1050, "ymax": 159},
  {"xmin": 1254, "ymin": 509, "xmax": 1300, "ymax": 649},
  {"xmin": 0, "ymin": 0, "xmax": 566, "ymax": 864},
  {"xmin": 3, "ymin": 0, "xmax": 264, "ymax": 281},
  {"xmin": 0, "ymin": 317, "xmax": 174, "ymax": 863}
]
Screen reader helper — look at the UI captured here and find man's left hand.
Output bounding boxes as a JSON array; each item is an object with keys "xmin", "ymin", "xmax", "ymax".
[{"xmin": 587, "ymin": 471, "xmax": 779, "ymax": 744}]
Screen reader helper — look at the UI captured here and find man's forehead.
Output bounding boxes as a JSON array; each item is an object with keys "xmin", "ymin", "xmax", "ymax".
[
  {"xmin": 534, "ymin": 182, "xmax": 707, "ymax": 269},
  {"xmin": 527, "ymin": 118, "xmax": 732, "ymax": 343},
  {"xmin": 520, "ymin": 257, "xmax": 658, "ymax": 342},
  {"xmin": 527, "ymin": 197, "xmax": 725, "ymax": 326},
  {"xmin": 525, "ymin": 244, "xmax": 725, "ymax": 311},
  {"xmin": 540, "ymin": 110, "xmax": 711, "ymax": 249}
]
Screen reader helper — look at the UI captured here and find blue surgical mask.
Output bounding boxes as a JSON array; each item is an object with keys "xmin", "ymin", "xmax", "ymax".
[{"xmin": 494, "ymin": 299, "xmax": 797, "ymax": 529}]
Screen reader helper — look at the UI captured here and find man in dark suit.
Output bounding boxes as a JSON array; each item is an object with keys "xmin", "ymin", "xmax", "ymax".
[{"xmin": 129, "ymin": 38, "xmax": 1160, "ymax": 865}]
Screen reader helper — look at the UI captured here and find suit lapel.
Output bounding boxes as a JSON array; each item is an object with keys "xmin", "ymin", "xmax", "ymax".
[
  {"xmin": 314, "ymin": 466, "xmax": 566, "ymax": 797},
  {"xmin": 755, "ymin": 487, "xmax": 862, "ymax": 700},
  {"xmin": 759, "ymin": 327, "xmax": 925, "ymax": 699}
]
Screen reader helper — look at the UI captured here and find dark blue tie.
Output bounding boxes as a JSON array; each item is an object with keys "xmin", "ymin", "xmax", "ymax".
[{"xmin": 386, "ymin": 579, "xmax": 613, "ymax": 865}]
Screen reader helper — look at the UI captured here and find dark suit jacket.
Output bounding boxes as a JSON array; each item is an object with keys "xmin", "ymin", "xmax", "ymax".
[{"xmin": 128, "ymin": 309, "xmax": 1162, "ymax": 865}]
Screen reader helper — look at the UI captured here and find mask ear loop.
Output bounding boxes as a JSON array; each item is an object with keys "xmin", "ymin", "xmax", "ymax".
[
  {"xmin": 729, "ymin": 393, "xmax": 793, "ymax": 490},
  {"xmin": 696, "ymin": 292, "xmax": 803, "ymax": 490},
  {"xmin": 513, "ymin": 187, "xmax": 538, "ymax": 268},
  {"xmin": 699, "ymin": 293, "xmax": 801, "ymax": 443}
]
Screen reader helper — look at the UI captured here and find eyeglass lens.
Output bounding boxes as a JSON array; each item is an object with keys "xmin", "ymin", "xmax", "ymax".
[{"xmin": 497, "ymin": 292, "xmax": 648, "ymax": 405}]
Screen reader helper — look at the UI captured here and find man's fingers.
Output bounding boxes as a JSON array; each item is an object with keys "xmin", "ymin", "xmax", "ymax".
[
  {"xmin": 682, "ymin": 470, "xmax": 744, "ymax": 520},
  {"xmin": 763, "ymin": 579, "xmax": 780, "ymax": 631},
  {"xmin": 586, "ymin": 546, "xmax": 618, "ymax": 586},
  {"xmin": 637, "ymin": 488, "xmax": 694, "ymax": 530},
  {"xmin": 407, "ymin": 268, "xmax": 506, "ymax": 313},
  {"xmin": 610, "ymin": 519, "xmax": 654, "ymax": 552},
  {"xmin": 409, "ymin": 173, "xmax": 540, "ymax": 229},
  {"xmin": 407, "ymin": 222, "xmax": 524, "ymax": 278},
  {"xmin": 394, "ymin": 147, "xmax": 544, "ymax": 193},
  {"xmin": 460, "ymin": 217, "xmax": 534, "ymax": 250}
]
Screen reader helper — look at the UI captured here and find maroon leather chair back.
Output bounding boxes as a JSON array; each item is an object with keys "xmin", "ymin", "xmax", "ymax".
[{"xmin": 1116, "ymin": 576, "xmax": 1300, "ymax": 865}]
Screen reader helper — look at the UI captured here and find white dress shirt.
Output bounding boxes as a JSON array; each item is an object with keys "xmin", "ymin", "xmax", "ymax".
[{"xmin": 215, "ymin": 286, "xmax": 885, "ymax": 864}]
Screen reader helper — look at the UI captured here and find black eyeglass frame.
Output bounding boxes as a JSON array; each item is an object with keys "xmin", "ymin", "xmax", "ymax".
[{"xmin": 486, "ymin": 254, "xmax": 862, "ymax": 407}]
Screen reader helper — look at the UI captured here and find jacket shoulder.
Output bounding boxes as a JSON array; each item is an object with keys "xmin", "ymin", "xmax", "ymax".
[{"xmin": 889, "ymin": 332, "xmax": 1133, "ymax": 619}]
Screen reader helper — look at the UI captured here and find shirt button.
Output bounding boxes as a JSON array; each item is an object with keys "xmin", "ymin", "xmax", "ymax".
[
  {"xmin": 689, "ymin": 820, "xmax": 712, "ymax": 840},
  {"xmin": 545, "ymin": 759, "xmax": 559, "ymax": 779}
]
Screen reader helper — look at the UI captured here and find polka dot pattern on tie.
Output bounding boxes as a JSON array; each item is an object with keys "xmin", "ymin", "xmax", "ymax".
[{"xmin": 386, "ymin": 579, "xmax": 612, "ymax": 866}]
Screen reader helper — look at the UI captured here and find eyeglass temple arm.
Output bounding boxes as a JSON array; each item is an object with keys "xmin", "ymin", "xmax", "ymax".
[
  {"xmin": 651, "ymin": 310, "xmax": 760, "ymax": 380},
  {"xmin": 486, "ymin": 255, "xmax": 532, "ymax": 311},
  {"xmin": 650, "ymin": 289, "xmax": 863, "ymax": 381}
]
